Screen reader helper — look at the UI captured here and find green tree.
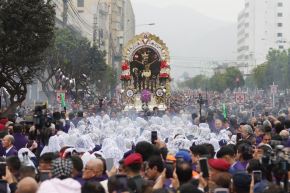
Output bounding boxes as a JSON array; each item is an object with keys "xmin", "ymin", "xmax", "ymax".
[
  {"xmin": 0, "ymin": 0, "xmax": 55, "ymax": 115},
  {"xmin": 223, "ymin": 67, "xmax": 244, "ymax": 90},
  {"xmin": 251, "ymin": 49, "xmax": 290, "ymax": 89}
]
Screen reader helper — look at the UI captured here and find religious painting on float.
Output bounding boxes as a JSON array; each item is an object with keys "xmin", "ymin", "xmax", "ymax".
[{"xmin": 120, "ymin": 33, "xmax": 171, "ymax": 111}]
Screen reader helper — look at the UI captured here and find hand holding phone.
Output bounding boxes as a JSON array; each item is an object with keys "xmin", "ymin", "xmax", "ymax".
[
  {"xmin": 165, "ymin": 161, "xmax": 174, "ymax": 178},
  {"xmin": 199, "ymin": 158, "xmax": 209, "ymax": 178},
  {"xmin": 253, "ymin": 170, "xmax": 262, "ymax": 183},
  {"xmin": 151, "ymin": 131, "xmax": 157, "ymax": 144}
]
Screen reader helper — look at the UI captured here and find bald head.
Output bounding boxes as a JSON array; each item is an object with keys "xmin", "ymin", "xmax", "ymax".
[
  {"xmin": 87, "ymin": 158, "xmax": 104, "ymax": 172},
  {"xmin": 16, "ymin": 177, "xmax": 38, "ymax": 193},
  {"xmin": 82, "ymin": 158, "xmax": 104, "ymax": 179}
]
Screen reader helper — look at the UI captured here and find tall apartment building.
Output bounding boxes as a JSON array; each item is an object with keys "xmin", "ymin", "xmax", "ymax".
[
  {"xmin": 75, "ymin": 0, "xmax": 135, "ymax": 67},
  {"xmin": 237, "ymin": 0, "xmax": 290, "ymax": 75},
  {"xmin": 27, "ymin": 0, "xmax": 135, "ymax": 102}
]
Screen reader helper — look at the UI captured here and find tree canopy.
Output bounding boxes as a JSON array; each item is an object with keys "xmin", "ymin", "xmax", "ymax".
[
  {"xmin": 0, "ymin": 0, "xmax": 55, "ymax": 115},
  {"xmin": 179, "ymin": 67, "xmax": 244, "ymax": 92}
]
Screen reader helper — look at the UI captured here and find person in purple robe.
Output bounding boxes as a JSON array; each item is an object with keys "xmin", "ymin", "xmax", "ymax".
[
  {"xmin": 12, "ymin": 124, "xmax": 28, "ymax": 151},
  {"xmin": 2, "ymin": 135, "xmax": 18, "ymax": 157}
]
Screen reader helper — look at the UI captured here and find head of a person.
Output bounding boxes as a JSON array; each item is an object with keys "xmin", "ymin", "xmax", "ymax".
[
  {"xmin": 19, "ymin": 166, "xmax": 36, "ymax": 180},
  {"xmin": 210, "ymin": 172, "xmax": 232, "ymax": 189},
  {"xmin": 261, "ymin": 133, "xmax": 272, "ymax": 145},
  {"xmin": 176, "ymin": 161, "xmax": 193, "ymax": 185},
  {"xmin": 279, "ymin": 129, "xmax": 289, "ymax": 140},
  {"xmin": 232, "ymin": 173, "xmax": 251, "ymax": 193},
  {"xmin": 108, "ymin": 175, "xmax": 130, "ymax": 193},
  {"xmin": 215, "ymin": 119, "xmax": 223, "ymax": 130},
  {"xmin": 135, "ymin": 141, "xmax": 154, "ymax": 161},
  {"xmin": 179, "ymin": 182, "xmax": 203, "ymax": 193},
  {"xmin": 51, "ymin": 158, "xmax": 73, "ymax": 179},
  {"xmin": 6, "ymin": 156, "xmax": 21, "ymax": 176},
  {"xmin": 39, "ymin": 153, "xmax": 57, "ymax": 171},
  {"xmin": 71, "ymin": 156, "xmax": 83, "ymax": 178},
  {"xmin": 175, "ymin": 150, "xmax": 192, "ymax": 164},
  {"xmin": 190, "ymin": 144, "xmax": 209, "ymax": 164},
  {"xmin": 82, "ymin": 158, "xmax": 104, "ymax": 180},
  {"xmin": 203, "ymin": 143, "xmax": 215, "ymax": 159},
  {"xmin": 241, "ymin": 125, "xmax": 253, "ymax": 139},
  {"xmin": 124, "ymin": 153, "xmax": 143, "ymax": 177},
  {"xmin": 16, "ymin": 177, "xmax": 38, "ymax": 193},
  {"xmin": 77, "ymin": 111, "xmax": 83, "ymax": 118},
  {"xmin": 13, "ymin": 124, "xmax": 23, "ymax": 134},
  {"xmin": 254, "ymin": 125, "xmax": 264, "ymax": 137},
  {"xmin": 284, "ymin": 120, "xmax": 290, "ymax": 129},
  {"xmin": 145, "ymin": 155, "xmax": 164, "ymax": 180},
  {"xmin": 216, "ymin": 146, "xmax": 236, "ymax": 165},
  {"xmin": 2, "ymin": 134, "xmax": 15, "ymax": 149},
  {"xmin": 236, "ymin": 141, "xmax": 253, "ymax": 161},
  {"xmin": 81, "ymin": 181, "xmax": 105, "ymax": 193},
  {"xmin": 208, "ymin": 159, "xmax": 231, "ymax": 179}
]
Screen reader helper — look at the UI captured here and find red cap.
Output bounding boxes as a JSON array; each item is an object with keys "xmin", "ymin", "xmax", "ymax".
[
  {"xmin": 0, "ymin": 118, "xmax": 8, "ymax": 125},
  {"xmin": 0, "ymin": 124, "xmax": 4, "ymax": 131},
  {"xmin": 208, "ymin": 159, "xmax": 231, "ymax": 171},
  {"xmin": 124, "ymin": 153, "xmax": 143, "ymax": 166}
]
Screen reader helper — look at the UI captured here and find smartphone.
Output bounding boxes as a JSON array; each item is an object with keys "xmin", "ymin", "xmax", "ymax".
[
  {"xmin": 214, "ymin": 188, "xmax": 229, "ymax": 193},
  {"xmin": 236, "ymin": 133, "xmax": 242, "ymax": 143},
  {"xmin": 165, "ymin": 161, "xmax": 174, "ymax": 178},
  {"xmin": 39, "ymin": 171, "xmax": 50, "ymax": 182},
  {"xmin": 265, "ymin": 112, "xmax": 269, "ymax": 116},
  {"xmin": 252, "ymin": 111, "xmax": 255, "ymax": 117},
  {"xmin": 151, "ymin": 131, "xmax": 157, "ymax": 144},
  {"xmin": 106, "ymin": 158, "xmax": 114, "ymax": 171},
  {"xmin": 199, "ymin": 157, "xmax": 209, "ymax": 178},
  {"xmin": 0, "ymin": 180, "xmax": 7, "ymax": 193},
  {"xmin": 253, "ymin": 170, "xmax": 262, "ymax": 183},
  {"xmin": 0, "ymin": 162, "xmax": 6, "ymax": 177}
]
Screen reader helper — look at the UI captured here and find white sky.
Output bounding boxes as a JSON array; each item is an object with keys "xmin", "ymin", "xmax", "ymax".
[{"xmin": 131, "ymin": 0, "xmax": 245, "ymax": 22}]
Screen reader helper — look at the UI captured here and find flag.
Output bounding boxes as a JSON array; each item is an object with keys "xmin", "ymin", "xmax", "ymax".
[
  {"xmin": 222, "ymin": 103, "xmax": 227, "ymax": 119},
  {"xmin": 61, "ymin": 93, "xmax": 66, "ymax": 108}
]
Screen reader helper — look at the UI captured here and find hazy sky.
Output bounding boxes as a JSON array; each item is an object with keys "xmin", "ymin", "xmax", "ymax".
[
  {"xmin": 130, "ymin": 0, "xmax": 245, "ymax": 78},
  {"xmin": 131, "ymin": 0, "xmax": 245, "ymax": 23}
]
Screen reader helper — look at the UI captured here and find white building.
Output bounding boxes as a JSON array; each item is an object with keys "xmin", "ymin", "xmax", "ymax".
[{"xmin": 237, "ymin": 0, "xmax": 290, "ymax": 75}]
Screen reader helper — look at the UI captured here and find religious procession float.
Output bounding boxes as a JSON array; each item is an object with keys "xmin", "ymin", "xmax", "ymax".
[{"xmin": 120, "ymin": 32, "xmax": 171, "ymax": 111}]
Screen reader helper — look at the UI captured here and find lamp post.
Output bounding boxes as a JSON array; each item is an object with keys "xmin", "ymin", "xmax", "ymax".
[{"xmin": 197, "ymin": 93, "xmax": 207, "ymax": 117}]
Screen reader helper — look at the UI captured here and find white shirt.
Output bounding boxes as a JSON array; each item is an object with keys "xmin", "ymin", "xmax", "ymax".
[{"xmin": 5, "ymin": 146, "xmax": 13, "ymax": 154}]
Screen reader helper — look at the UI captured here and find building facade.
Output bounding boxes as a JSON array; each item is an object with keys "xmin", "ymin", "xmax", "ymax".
[
  {"xmin": 237, "ymin": 0, "xmax": 290, "ymax": 75},
  {"xmin": 26, "ymin": 0, "xmax": 135, "ymax": 103}
]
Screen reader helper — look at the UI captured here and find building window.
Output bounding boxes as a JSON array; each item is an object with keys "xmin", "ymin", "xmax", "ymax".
[
  {"xmin": 77, "ymin": 0, "xmax": 84, "ymax": 7},
  {"xmin": 278, "ymin": 2, "xmax": 283, "ymax": 7},
  {"xmin": 277, "ymin": 33, "xmax": 283, "ymax": 37},
  {"xmin": 277, "ymin": 23, "xmax": 283, "ymax": 27},
  {"xmin": 279, "ymin": 45, "xmax": 284, "ymax": 49},
  {"xmin": 277, "ymin": 12, "xmax": 283, "ymax": 17}
]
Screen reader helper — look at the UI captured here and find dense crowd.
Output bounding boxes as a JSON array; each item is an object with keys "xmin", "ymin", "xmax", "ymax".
[{"xmin": 0, "ymin": 91, "xmax": 289, "ymax": 193}]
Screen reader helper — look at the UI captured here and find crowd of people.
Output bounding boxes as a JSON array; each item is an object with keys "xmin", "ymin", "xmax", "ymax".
[{"xmin": 0, "ymin": 89, "xmax": 289, "ymax": 193}]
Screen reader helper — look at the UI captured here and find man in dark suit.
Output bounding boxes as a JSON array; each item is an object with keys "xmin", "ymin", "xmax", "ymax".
[{"xmin": 2, "ymin": 135, "xmax": 18, "ymax": 157}]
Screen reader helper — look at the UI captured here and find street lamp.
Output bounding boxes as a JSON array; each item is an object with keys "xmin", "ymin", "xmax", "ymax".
[{"xmin": 136, "ymin": 23, "xmax": 156, "ymax": 27}]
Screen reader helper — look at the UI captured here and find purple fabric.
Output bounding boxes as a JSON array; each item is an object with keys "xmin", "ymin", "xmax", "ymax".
[
  {"xmin": 5, "ymin": 146, "xmax": 18, "ymax": 157},
  {"xmin": 74, "ymin": 174, "xmax": 85, "ymax": 186},
  {"xmin": 256, "ymin": 136, "xmax": 263, "ymax": 145},
  {"xmin": 13, "ymin": 133, "xmax": 28, "ymax": 151},
  {"xmin": 282, "ymin": 138, "xmax": 290, "ymax": 147},
  {"xmin": 233, "ymin": 161, "xmax": 248, "ymax": 171}
]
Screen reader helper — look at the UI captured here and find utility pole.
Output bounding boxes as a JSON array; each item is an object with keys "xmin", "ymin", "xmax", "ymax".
[
  {"xmin": 93, "ymin": 14, "xmax": 97, "ymax": 47},
  {"xmin": 63, "ymin": 0, "xmax": 68, "ymax": 26}
]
